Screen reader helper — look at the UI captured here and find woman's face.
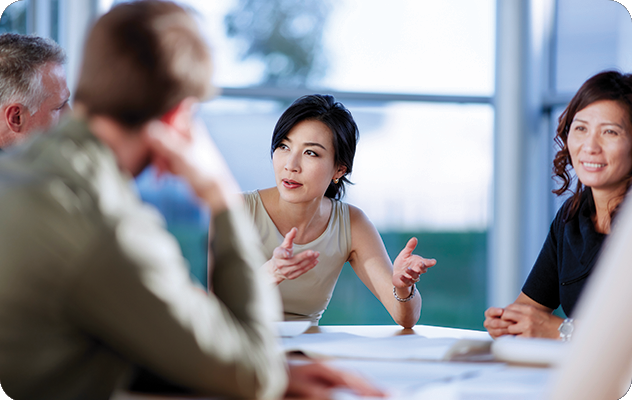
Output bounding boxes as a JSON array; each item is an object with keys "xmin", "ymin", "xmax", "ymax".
[
  {"xmin": 273, "ymin": 119, "xmax": 345, "ymax": 203},
  {"xmin": 568, "ymin": 99, "xmax": 632, "ymax": 196}
]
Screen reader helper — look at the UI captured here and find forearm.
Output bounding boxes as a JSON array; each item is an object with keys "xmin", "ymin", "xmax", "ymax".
[
  {"xmin": 209, "ymin": 207, "xmax": 287, "ymax": 397},
  {"xmin": 69, "ymin": 210, "xmax": 287, "ymax": 399},
  {"xmin": 389, "ymin": 285, "xmax": 422, "ymax": 328}
]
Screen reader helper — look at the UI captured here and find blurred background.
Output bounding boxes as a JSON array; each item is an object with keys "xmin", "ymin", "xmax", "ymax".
[{"xmin": 1, "ymin": 0, "xmax": 631, "ymax": 330}]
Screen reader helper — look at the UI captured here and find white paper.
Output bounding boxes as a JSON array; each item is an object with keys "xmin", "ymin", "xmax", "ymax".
[{"xmin": 282, "ymin": 332, "xmax": 492, "ymax": 361}]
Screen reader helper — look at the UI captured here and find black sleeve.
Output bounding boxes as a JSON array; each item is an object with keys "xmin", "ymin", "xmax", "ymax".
[{"xmin": 521, "ymin": 207, "xmax": 566, "ymax": 310}]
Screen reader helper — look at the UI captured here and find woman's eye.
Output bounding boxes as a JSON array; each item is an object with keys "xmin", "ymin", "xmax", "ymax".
[
  {"xmin": 605, "ymin": 129, "xmax": 618, "ymax": 135},
  {"xmin": 305, "ymin": 150, "xmax": 318, "ymax": 157}
]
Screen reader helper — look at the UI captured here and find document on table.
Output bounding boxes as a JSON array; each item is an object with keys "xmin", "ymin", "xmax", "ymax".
[
  {"xmin": 322, "ymin": 359, "xmax": 550, "ymax": 400},
  {"xmin": 281, "ymin": 332, "xmax": 493, "ymax": 361},
  {"xmin": 323, "ymin": 358, "xmax": 506, "ymax": 396}
]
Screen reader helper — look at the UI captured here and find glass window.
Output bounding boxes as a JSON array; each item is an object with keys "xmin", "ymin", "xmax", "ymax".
[
  {"xmin": 195, "ymin": 98, "xmax": 493, "ymax": 329},
  {"xmin": 109, "ymin": 0, "xmax": 495, "ymax": 329},
  {"xmin": 0, "ymin": 0, "xmax": 29, "ymax": 34},
  {"xmin": 555, "ymin": 0, "xmax": 632, "ymax": 94},
  {"xmin": 178, "ymin": 0, "xmax": 495, "ymax": 95}
]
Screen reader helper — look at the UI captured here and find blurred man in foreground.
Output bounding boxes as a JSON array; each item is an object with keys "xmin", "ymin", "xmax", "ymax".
[
  {"xmin": 0, "ymin": 33, "xmax": 70, "ymax": 149},
  {"xmin": 0, "ymin": 1, "xmax": 381, "ymax": 399}
]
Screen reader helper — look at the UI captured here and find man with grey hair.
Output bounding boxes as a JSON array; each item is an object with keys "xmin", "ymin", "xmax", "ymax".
[{"xmin": 0, "ymin": 33, "xmax": 70, "ymax": 149}]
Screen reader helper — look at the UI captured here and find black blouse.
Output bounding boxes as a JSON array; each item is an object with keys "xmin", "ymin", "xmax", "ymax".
[{"xmin": 522, "ymin": 190, "xmax": 606, "ymax": 317}]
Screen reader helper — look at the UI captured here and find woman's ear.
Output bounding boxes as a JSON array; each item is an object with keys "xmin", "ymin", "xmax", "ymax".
[
  {"xmin": 334, "ymin": 165, "xmax": 347, "ymax": 181},
  {"xmin": 159, "ymin": 97, "xmax": 198, "ymax": 139}
]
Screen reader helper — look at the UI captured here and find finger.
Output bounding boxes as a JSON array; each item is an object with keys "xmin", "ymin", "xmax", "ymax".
[
  {"xmin": 499, "ymin": 309, "xmax": 525, "ymax": 323},
  {"xmin": 272, "ymin": 245, "xmax": 291, "ymax": 260},
  {"xmin": 422, "ymin": 258, "xmax": 437, "ymax": 267},
  {"xmin": 397, "ymin": 274, "xmax": 417, "ymax": 286},
  {"xmin": 281, "ymin": 227, "xmax": 298, "ymax": 249},
  {"xmin": 290, "ymin": 249, "xmax": 320, "ymax": 264},
  {"xmin": 286, "ymin": 259, "xmax": 319, "ymax": 280},
  {"xmin": 295, "ymin": 363, "xmax": 384, "ymax": 398},
  {"xmin": 485, "ymin": 307, "xmax": 504, "ymax": 318},
  {"xmin": 506, "ymin": 323, "xmax": 528, "ymax": 336},
  {"xmin": 400, "ymin": 237, "xmax": 418, "ymax": 257},
  {"xmin": 484, "ymin": 317, "xmax": 512, "ymax": 330},
  {"xmin": 337, "ymin": 369, "xmax": 386, "ymax": 398},
  {"xmin": 405, "ymin": 266, "xmax": 421, "ymax": 278}
]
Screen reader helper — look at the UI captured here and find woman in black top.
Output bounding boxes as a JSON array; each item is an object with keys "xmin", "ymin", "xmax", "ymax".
[{"xmin": 485, "ymin": 70, "xmax": 632, "ymax": 339}]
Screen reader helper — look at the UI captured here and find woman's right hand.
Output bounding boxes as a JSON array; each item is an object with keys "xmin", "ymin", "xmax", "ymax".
[
  {"xmin": 484, "ymin": 307, "xmax": 513, "ymax": 339},
  {"xmin": 265, "ymin": 227, "xmax": 320, "ymax": 285}
]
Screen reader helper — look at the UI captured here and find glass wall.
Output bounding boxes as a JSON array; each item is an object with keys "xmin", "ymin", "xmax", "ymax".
[
  {"xmin": 549, "ymin": 0, "xmax": 632, "ymax": 213},
  {"xmin": 148, "ymin": 0, "xmax": 497, "ymax": 329},
  {"xmin": 1, "ymin": 0, "xmax": 496, "ymax": 329},
  {"xmin": 554, "ymin": 0, "xmax": 632, "ymax": 96},
  {"xmin": 0, "ymin": 0, "xmax": 28, "ymax": 34}
]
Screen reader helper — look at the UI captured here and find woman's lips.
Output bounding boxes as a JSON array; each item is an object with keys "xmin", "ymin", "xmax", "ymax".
[
  {"xmin": 282, "ymin": 179, "xmax": 303, "ymax": 189},
  {"xmin": 581, "ymin": 161, "xmax": 607, "ymax": 171}
]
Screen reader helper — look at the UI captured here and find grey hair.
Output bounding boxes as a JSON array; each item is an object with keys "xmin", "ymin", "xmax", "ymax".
[{"xmin": 0, "ymin": 33, "xmax": 66, "ymax": 114}]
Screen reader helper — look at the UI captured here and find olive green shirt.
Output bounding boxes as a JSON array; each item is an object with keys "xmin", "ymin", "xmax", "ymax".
[{"xmin": 0, "ymin": 119, "xmax": 287, "ymax": 400}]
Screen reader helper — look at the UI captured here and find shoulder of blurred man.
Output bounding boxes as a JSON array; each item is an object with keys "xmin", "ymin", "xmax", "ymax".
[{"xmin": 0, "ymin": 115, "xmax": 182, "ymax": 395}]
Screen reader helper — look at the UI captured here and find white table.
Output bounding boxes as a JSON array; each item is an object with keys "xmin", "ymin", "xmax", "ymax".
[
  {"xmin": 112, "ymin": 324, "xmax": 551, "ymax": 400},
  {"xmin": 290, "ymin": 324, "xmax": 550, "ymax": 399}
]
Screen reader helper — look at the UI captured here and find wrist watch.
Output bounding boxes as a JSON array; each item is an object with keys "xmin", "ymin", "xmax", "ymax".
[{"xmin": 558, "ymin": 318, "xmax": 574, "ymax": 341}]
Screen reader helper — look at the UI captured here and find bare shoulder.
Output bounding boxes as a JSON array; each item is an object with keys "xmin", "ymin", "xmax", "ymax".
[
  {"xmin": 348, "ymin": 204, "xmax": 379, "ymax": 236},
  {"xmin": 348, "ymin": 203, "xmax": 372, "ymax": 226}
]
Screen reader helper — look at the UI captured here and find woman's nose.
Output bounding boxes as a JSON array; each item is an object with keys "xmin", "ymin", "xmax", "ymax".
[
  {"xmin": 582, "ymin": 131, "xmax": 601, "ymax": 154},
  {"xmin": 285, "ymin": 152, "xmax": 300, "ymax": 171}
]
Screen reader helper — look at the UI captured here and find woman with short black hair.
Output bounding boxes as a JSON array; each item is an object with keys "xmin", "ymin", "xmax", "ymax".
[{"xmin": 244, "ymin": 94, "xmax": 436, "ymax": 327}]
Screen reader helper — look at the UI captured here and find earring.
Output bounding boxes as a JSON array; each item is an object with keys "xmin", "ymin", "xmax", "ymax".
[{"xmin": 333, "ymin": 178, "xmax": 339, "ymax": 184}]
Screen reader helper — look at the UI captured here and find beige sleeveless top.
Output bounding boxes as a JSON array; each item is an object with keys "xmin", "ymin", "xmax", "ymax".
[{"xmin": 244, "ymin": 191, "xmax": 352, "ymax": 324}]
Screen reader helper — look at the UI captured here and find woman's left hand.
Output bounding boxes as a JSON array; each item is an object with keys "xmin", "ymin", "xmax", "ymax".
[{"xmin": 392, "ymin": 237, "xmax": 436, "ymax": 288}]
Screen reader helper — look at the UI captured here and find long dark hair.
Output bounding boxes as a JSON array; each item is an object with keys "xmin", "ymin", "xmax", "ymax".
[
  {"xmin": 553, "ymin": 70, "xmax": 632, "ymax": 221},
  {"xmin": 270, "ymin": 94, "xmax": 358, "ymax": 200}
]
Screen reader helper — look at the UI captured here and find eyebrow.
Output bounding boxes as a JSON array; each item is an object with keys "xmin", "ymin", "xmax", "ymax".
[
  {"xmin": 572, "ymin": 118, "xmax": 626, "ymax": 129},
  {"xmin": 283, "ymin": 137, "xmax": 328, "ymax": 151},
  {"xmin": 304, "ymin": 141, "xmax": 328, "ymax": 151}
]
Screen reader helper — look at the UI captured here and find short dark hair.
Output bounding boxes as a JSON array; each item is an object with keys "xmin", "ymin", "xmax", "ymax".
[
  {"xmin": 74, "ymin": 0, "xmax": 214, "ymax": 128},
  {"xmin": 270, "ymin": 94, "xmax": 358, "ymax": 200},
  {"xmin": 553, "ymin": 70, "xmax": 632, "ymax": 220},
  {"xmin": 0, "ymin": 33, "xmax": 66, "ymax": 112}
]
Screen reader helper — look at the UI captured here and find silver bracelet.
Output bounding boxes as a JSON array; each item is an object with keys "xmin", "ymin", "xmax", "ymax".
[{"xmin": 393, "ymin": 285, "xmax": 415, "ymax": 302}]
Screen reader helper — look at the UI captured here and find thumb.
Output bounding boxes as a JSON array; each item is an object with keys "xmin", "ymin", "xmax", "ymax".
[{"xmin": 400, "ymin": 237, "xmax": 418, "ymax": 257}]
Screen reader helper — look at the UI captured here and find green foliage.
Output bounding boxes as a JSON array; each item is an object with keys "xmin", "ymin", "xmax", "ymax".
[
  {"xmin": 224, "ymin": 0, "xmax": 333, "ymax": 86},
  {"xmin": 320, "ymin": 231, "xmax": 488, "ymax": 330}
]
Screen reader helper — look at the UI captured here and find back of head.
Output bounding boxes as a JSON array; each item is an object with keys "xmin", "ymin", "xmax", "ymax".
[
  {"xmin": 0, "ymin": 33, "xmax": 66, "ymax": 113},
  {"xmin": 271, "ymin": 94, "xmax": 359, "ymax": 200},
  {"xmin": 74, "ymin": 0, "xmax": 214, "ymax": 129}
]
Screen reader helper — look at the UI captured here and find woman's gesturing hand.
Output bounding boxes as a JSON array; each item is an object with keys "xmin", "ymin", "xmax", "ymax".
[
  {"xmin": 265, "ymin": 227, "xmax": 320, "ymax": 285},
  {"xmin": 392, "ymin": 237, "xmax": 436, "ymax": 288}
]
